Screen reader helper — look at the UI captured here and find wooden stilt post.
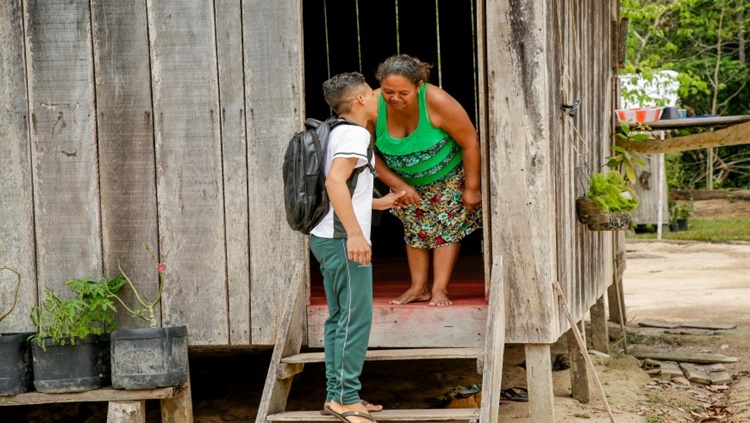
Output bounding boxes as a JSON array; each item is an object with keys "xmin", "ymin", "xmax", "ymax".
[
  {"xmin": 590, "ymin": 295, "xmax": 609, "ymax": 354},
  {"xmin": 567, "ymin": 322, "xmax": 591, "ymax": 403},
  {"xmin": 107, "ymin": 400, "xmax": 146, "ymax": 423},
  {"xmin": 525, "ymin": 344, "xmax": 555, "ymax": 423}
]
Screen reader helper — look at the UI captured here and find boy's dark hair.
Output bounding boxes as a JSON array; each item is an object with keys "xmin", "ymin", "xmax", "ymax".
[
  {"xmin": 375, "ymin": 54, "xmax": 432, "ymax": 86},
  {"xmin": 322, "ymin": 72, "xmax": 367, "ymax": 115}
]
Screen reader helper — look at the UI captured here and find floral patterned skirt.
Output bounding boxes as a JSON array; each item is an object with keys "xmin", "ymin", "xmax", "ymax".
[{"xmin": 391, "ymin": 167, "xmax": 482, "ymax": 249}]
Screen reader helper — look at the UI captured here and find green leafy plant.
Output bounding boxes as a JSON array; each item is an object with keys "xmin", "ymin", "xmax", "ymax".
[
  {"xmin": 609, "ymin": 121, "xmax": 650, "ymax": 184},
  {"xmin": 0, "ymin": 266, "xmax": 21, "ymax": 326},
  {"xmin": 672, "ymin": 201, "xmax": 693, "ymax": 220},
  {"xmin": 587, "ymin": 171, "xmax": 639, "ymax": 212},
  {"xmin": 109, "ymin": 244, "xmax": 166, "ymax": 328},
  {"xmin": 29, "ymin": 276, "xmax": 125, "ymax": 348}
]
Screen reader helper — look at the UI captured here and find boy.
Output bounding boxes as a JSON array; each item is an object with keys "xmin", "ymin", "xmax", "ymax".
[{"xmin": 310, "ymin": 72, "xmax": 404, "ymax": 423}]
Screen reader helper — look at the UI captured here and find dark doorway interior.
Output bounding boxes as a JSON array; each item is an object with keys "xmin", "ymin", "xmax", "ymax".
[{"xmin": 303, "ymin": 0, "xmax": 484, "ymax": 297}]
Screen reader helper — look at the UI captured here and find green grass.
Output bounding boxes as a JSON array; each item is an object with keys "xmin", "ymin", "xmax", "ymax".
[{"xmin": 627, "ymin": 218, "xmax": 750, "ymax": 242}]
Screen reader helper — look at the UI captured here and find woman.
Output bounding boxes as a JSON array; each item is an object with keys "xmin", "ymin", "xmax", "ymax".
[{"xmin": 372, "ymin": 54, "xmax": 482, "ymax": 307}]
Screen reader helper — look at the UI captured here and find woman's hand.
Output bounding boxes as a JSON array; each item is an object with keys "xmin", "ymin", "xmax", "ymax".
[
  {"xmin": 462, "ymin": 188, "xmax": 482, "ymax": 213},
  {"xmin": 391, "ymin": 183, "xmax": 421, "ymax": 207}
]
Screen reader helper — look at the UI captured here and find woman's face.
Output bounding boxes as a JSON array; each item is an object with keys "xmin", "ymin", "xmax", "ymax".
[{"xmin": 380, "ymin": 75, "xmax": 420, "ymax": 110}]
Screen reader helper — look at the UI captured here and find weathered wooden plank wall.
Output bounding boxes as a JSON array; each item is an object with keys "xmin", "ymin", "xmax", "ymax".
[
  {"xmin": 25, "ymin": 0, "xmax": 103, "ymax": 297},
  {"xmin": 243, "ymin": 0, "xmax": 306, "ymax": 345},
  {"xmin": 91, "ymin": 0, "xmax": 160, "ymax": 329},
  {"xmin": 215, "ymin": 0, "xmax": 251, "ymax": 345},
  {"xmin": 486, "ymin": 0, "xmax": 558, "ymax": 344},
  {"xmin": 147, "ymin": 0, "xmax": 228, "ymax": 342},
  {"xmin": 486, "ymin": 0, "xmax": 616, "ymax": 343},
  {"xmin": 0, "ymin": 0, "xmax": 36, "ymax": 332},
  {"xmin": 0, "ymin": 0, "xmax": 620, "ymax": 347}
]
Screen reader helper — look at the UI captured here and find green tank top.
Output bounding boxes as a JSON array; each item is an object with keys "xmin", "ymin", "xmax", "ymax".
[{"xmin": 375, "ymin": 83, "xmax": 462, "ymax": 186}]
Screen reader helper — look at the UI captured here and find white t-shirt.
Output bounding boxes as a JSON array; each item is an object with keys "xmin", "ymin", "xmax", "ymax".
[{"xmin": 310, "ymin": 124, "xmax": 374, "ymax": 242}]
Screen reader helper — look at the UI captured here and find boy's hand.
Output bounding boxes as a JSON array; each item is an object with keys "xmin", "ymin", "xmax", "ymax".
[
  {"xmin": 373, "ymin": 191, "xmax": 406, "ymax": 210},
  {"xmin": 391, "ymin": 183, "xmax": 421, "ymax": 206},
  {"xmin": 347, "ymin": 234, "xmax": 371, "ymax": 266}
]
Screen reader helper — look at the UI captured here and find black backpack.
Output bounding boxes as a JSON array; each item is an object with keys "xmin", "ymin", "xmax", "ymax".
[{"xmin": 282, "ymin": 116, "xmax": 374, "ymax": 235}]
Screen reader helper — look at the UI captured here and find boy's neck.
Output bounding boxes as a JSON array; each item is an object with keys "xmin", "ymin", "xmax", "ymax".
[{"xmin": 338, "ymin": 112, "xmax": 367, "ymax": 127}]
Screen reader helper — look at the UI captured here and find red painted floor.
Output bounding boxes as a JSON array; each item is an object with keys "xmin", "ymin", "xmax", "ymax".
[{"xmin": 310, "ymin": 254, "xmax": 486, "ymax": 306}]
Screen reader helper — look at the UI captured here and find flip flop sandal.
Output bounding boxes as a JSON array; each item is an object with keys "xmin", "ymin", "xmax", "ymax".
[
  {"xmin": 323, "ymin": 406, "xmax": 377, "ymax": 422},
  {"xmin": 321, "ymin": 401, "xmax": 383, "ymax": 415},
  {"xmin": 500, "ymin": 386, "xmax": 529, "ymax": 402}
]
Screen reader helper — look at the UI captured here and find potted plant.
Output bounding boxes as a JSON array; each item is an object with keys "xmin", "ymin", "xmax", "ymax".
[
  {"xmin": 576, "ymin": 122, "xmax": 646, "ymax": 230},
  {"xmin": 0, "ymin": 266, "xmax": 34, "ymax": 396},
  {"xmin": 28, "ymin": 276, "xmax": 124, "ymax": 393},
  {"xmin": 672, "ymin": 201, "xmax": 694, "ymax": 231},
  {"xmin": 107, "ymin": 244, "xmax": 189, "ymax": 390}
]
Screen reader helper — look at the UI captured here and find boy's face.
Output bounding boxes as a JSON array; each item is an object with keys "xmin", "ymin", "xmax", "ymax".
[{"xmin": 360, "ymin": 83, "xmax": 378, "ymax": 121}]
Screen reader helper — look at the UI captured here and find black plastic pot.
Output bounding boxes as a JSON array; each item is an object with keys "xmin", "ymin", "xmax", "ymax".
[
  {"xmin": 0, "ymin": 332, "xmax": 35, "ymax": 395},
  {"xmin": 110, "ymin": 325, "xmax": 188, "ymax": 390},
  {"xmin": 31, "ymin": 333, "xmax": 110, "ymax": 393},
  {"xmin": 677, "ymin": 218, "xmax": 689, "ymax": 231},
  {"xmin": 669, "ymin": 223, "xmax": 681, "ymax": 232}
]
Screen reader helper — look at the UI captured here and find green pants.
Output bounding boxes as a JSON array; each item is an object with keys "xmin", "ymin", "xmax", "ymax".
[{"xmin": 310, "ymin": 236, "xmax": 373, "ymax": 405}]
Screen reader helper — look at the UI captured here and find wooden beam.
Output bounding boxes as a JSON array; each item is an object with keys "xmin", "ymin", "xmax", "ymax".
[
  {"xmin": 107, "ymin": 401, "xmax": 145, "ymax": 423},
  {"xmin": 621, "ymin": 120, "xmax": 750, "ymax": 155},
  {"xmin": 525, "ymin": 344, "xmax": 555, "ymax": 423}
]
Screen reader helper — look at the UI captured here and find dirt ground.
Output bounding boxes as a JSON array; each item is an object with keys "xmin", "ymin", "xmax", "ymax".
[{"xmin": 5, "ymin": 200, "xmax": 750, "ymax": 422}]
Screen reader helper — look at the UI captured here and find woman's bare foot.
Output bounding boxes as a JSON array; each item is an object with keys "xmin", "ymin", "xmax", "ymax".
[
  {"xmin": 325, "ymin": 400, "xmax": 377, "ymax": 422},
  {"xmin": 429, "ymin": 290, "xmax": 452, "ymax": 307},
  {"xmin": 389, "ymin": 288, "xmax": 431, "ymax": 304},
  {"xmin": 323, "ymin": 400, "xmax": 382, "ymax": 413}
]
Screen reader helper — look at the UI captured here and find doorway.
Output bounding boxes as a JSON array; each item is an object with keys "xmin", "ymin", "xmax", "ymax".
[{"xmin": 303, "ymin": 0, "xmax": 485, "ymax": 307}]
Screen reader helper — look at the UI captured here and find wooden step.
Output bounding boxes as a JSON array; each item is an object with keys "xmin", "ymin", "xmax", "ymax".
[
  {"xmin": 281, "ymin": 348, "xmax": 483, "ymax": 364},
  {"xmin": 266, "ymin": 408, "xmax": 480, "ymax": 422}
]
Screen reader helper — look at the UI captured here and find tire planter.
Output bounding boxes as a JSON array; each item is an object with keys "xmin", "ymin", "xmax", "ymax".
[
  {"xmin": 110, "ymin": 325, "xmax": 188, "ymax": 390},
  {"xmin": 0, "ymin": 332, "xmax": 35, "ymax": 395},
  {"xmin": 576, "ymin": 197, "xmax": 633, "ymax": 231},
  {"xmin": 31, "ymin": 333, "xmax": 110, "ymax": 393}
]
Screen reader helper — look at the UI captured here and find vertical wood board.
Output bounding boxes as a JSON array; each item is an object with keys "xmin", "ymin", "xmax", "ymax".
[
  {"xmin": 24, "ymin": 0, "xmax": 102, "ymax": 295},
  {"xmin": 243, "ymin": 0, "xmax": 307, "ymax": 345},
  {"xmin": 486, "ymin": 0, "xmax": 558, "ymax": 344},
  {"xmin": 147, "ymin": 0, "xmax": 228, "ymax": 344},
  {"xmin": 214, "ymin": 0, "xmax": 251, "ymax": 345},
  {"xmin": 0, "ymin": 0, "xmax": 36, "ymax": 332},
  {"xmin": 90, "ymin": 0, "xmax": 160, "ymax": 329}
]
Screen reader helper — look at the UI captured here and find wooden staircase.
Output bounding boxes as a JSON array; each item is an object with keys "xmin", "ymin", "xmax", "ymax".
[{"xmin": 256, "ymin": 258, "xmax": 505, "ymax": 423}]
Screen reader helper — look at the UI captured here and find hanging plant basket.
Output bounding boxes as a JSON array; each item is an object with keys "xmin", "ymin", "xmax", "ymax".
[{"xmin": 576, "ymin": 197, "xmax": 632, "ymax": 231}]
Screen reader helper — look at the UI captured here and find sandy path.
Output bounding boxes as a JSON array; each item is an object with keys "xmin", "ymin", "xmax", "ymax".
[{"xmin": 623, "ymin": 240, "xmax": 750, "ymax": 326}]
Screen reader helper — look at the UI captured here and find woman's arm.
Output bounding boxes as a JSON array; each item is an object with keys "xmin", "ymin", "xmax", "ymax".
[{"xmin": 425, "ymin": 85, "xmax": 482, "ymax": 211}]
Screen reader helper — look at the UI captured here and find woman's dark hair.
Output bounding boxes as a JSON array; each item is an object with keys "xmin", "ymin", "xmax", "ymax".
[{"xmin": 375, "ymin": 54, "xmax": 432, "ymax": 86}]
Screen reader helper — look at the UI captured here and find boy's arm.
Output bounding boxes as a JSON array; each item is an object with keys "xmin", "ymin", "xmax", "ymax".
[{"xmin": 326, "ymin": 157, "xmax": 371, "ymax": 266}]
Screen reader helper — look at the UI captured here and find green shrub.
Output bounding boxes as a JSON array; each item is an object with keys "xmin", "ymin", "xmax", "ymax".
[{"xmin": 587, "ymin": 171, "xmax": 639, "ymax": 212}]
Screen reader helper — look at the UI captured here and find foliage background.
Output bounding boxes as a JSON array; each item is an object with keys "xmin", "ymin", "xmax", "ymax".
[{"xmin": 621, "ymin": 0, "xmax": 750, "ymax": 189}]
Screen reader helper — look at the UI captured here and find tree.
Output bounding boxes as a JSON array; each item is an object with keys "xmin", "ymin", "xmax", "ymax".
[{"xmin": 622, "ymin": 0, "xmax": 750, "ymax": 189}]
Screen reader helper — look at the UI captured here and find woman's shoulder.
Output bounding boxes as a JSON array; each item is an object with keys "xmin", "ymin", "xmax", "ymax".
[{"xmin": 424, "ymin": 84, "xmax": 461, "ymax": 126}]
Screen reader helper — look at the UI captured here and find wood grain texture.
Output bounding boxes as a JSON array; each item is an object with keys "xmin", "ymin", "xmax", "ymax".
[
  {"xmin": 90, "ymin": 0, "xmax": 160, "ymax": 329},
  {"xmin": 0, "ymin": 386, "xmax": 176, "ymax": 405},
  {"xmin": 243, "ymin": 0, "xmax": 307, "ymax": 346},
  {"xmin": 0, "ymin": 0, "xmax": 37, "ymax": 332},
  {"xmin": 147, "ymin": 0, "xmax": 227, "ymax": 343},
  {"xmin": 107, "ymin": 400, "xmax": 145, "ymax": 423},
  {"xmin": 307, "ymin": 303, "xmax": 487, "ymax": 348},
  {"xmin": 214, "ymin": 0, "xmax": 251, "ymax": 345},
  {"xmin": 24, "ymin": 0, "xmax": 102, "ymax": 296},
  {"xmin": 525, "ymin": 344, "xmax": 555, "ymax": 423},
  {"xmin": 486, "ymin": 0, "xmax": 557, "ymax": 344},
  {"xmin": 479, "ymin": 258, "xmax": 505, "ymax": 423}
]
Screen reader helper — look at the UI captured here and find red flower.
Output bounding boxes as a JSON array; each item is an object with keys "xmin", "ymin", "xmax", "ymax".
[
  {"xmin": 157, "ymin": 263, "xmax": 166, "ymax": 273},
  {"xmin": 418, "ymin": 232, "xmax": 427, "ymax": 239},
  {"xmin": 414, "ymin": 209, "xmax": 424, "ymax": 217},
  {"xmin": 436, "ymin": 236, "xmax": 445, "ymax": 245},
  {"xmin": 429, "ymin": 194, "xmax": 440, "ymax": 204}
]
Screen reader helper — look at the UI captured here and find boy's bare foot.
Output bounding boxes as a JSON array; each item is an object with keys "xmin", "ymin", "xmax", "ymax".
[
  {"xmin": 325, "ymin": 400, "xmax": 377, "ymax": 422},
  {"xmin": 389, "ymin": 288, "xmax": 431, "ymax": 304},
  {"xmin": 429, "ymin": 290, "xmax": 452, "ymax": 307}
]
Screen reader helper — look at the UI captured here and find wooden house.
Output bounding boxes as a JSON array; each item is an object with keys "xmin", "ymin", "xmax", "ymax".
[{"xmin": 0, "ymin": 1, "xmax": 626, "ymax": 421}]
